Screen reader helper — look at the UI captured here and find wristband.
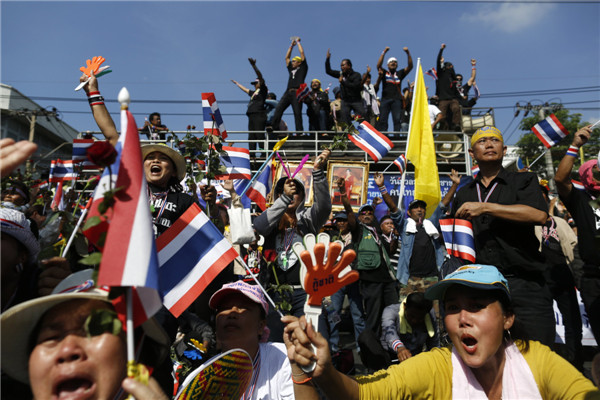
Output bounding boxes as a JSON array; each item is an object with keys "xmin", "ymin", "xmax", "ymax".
[
  {"xmin": 88, "ymin": 95, "xmax": 104, "ymax": 106},
  {"xmin": 291, "ymin": 374, "xmax": 313, "ymax": 384},
  {"xmin": 566, "ymin": 145, "xmax": 579, "ymax": 157},
  {"xmin": 392, "ymin": 340, "xmax": 404, "ymax": 352},
  {"xmin": 88, "ymin": 91, "xmax": 100, "ymax": 96},
  {"xmin": 379, "ymin": 186, "xmax": 388, "ymax": 194}
]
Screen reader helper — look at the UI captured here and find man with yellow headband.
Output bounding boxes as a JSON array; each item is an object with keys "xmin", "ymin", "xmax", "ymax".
[
  {"xmin": 305, "ymin": 78, "xmax": 330, "ymax": 131},
  {"xmin": 450, "ymin": 126, "xmax": 554, "ymax": 346},
  {"xmin": 271, "ymin": 38, "xmax": 308, "ymax": 134}
]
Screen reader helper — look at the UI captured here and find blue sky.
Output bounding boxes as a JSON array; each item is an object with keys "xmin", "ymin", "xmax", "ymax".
[{"xmin": 2, "ymin": 0, "xmax": 599, "ymax": 145}]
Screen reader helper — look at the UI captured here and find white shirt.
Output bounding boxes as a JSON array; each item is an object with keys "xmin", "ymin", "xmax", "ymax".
[
  {"xmin": 428, "ymin": 104, "xmax": 441, "ymax": 125},
  {"xmin": 250, "ymin": 342, "xmax": 294, "ymax": 400}
]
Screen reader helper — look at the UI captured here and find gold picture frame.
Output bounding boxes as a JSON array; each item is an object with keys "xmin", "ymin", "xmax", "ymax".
[
  {"xmin": 327, "ymin": 161, "xmax": 369, "ymax": 211},
  {"xmin": 272, "ymin": 162, "xmax": 315, "ymax": 207}
]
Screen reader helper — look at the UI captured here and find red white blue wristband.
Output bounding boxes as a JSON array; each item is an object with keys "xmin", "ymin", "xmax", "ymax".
[
  {"xmin": 379, "ymin": 185, "xmax": 388, "ymax": 194},
  {"xmin": 392, "ymin": 340, "xmax": 404, "ymax": 352},
  {"xmin": 566, "ymin": 145, "xmax": 579, "ymax": 157}
]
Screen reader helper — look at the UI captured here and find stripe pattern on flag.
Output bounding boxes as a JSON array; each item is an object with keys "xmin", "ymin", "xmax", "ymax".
[
  {"xmin": 72, "ymin": 139, "xmax": 100, "ymax": 169},
  {"xmin": 571, "ymin": 180, "xmax": 585, "ymax": 191},
  {"xmin": 49, "ymin": 159, "xmax": 77, "ymax": 182},
  {"xmin": 439, "ymin": 218, "xmax": 476, "ymax": 263},
  {"xmin": 296, "ymin": 83, "xmax": 310, "ymax": 102},
  {"xmin": 471, "ymin": 165, "xmax": 480, "ymax": 177},
  {"xmin": 425, "ymin": 67, "xmax": 438, "ymax": 80},
  {"xmin": 349, "ymin": 122, "xmax": 394, "ymax": 162},
  {"xmin": 214, "ymin": 146, "xmax": 251, "ymax": 180},
  {"xmin": 531, "ymin": 114, "xmax": 570, "ymax": 148},
  {"xmin": 202, "ymin": 93, "xmax": 228, "ymax": 139},
  {"xmin": 393, "ymin": 154, "xmax": 407, "ymax": 173},
  {"xmin": 246, "ymin": 165, "xmax": 273, "ymax": 211},
  {"xmin": 157, "ymin": 203, "xmax": 238, "ymax": 317}
]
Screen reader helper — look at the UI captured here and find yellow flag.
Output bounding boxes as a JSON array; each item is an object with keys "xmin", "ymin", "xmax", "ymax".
[{"xmin": 406, "ymin": 63, "xmax": 441, "ymax": 217}]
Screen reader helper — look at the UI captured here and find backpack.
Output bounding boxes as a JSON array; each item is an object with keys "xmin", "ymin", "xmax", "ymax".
[{"xmin": 355, "ymin": 225, "xmax": 390, "ymax": 271}]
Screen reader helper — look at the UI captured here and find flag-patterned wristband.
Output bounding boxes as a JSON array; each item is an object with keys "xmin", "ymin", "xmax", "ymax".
[
  {"xmin": 379, "ymin": 186, "xmax": 388, "ymax": 194},
  {"xmin": 392, "ymin": 340, "xmax": 404, "ymax": 352},
  {"xmin": 566, "ymin": 145, "xmax": 579, "ymax": 157},
  {"xmin": 87, "ymin": 91, "xmax": 104, "ymax": 106}
]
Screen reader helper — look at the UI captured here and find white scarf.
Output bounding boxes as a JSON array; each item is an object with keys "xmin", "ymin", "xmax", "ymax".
[
  {"xmin": 405, "ymin": 218, "xmax": 439, "ymax": 239},
  {"xmin": 451, "ymin": 342, "xmax": 541, "ymax": 399}
]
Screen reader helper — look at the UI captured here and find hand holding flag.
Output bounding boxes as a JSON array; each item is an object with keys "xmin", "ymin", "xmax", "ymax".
[{"xmin": 532, "ymin": 114, "xmax": 569, "ymax": 148}]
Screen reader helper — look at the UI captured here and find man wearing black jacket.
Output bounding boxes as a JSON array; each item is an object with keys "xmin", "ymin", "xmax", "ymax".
[
  {"xmin": 436, "ymin": 43, "xmax": 461, "ymax": 131},
  {"xmin": 325, "ymin": 49, "xmax": 366, "ymax": 124}
]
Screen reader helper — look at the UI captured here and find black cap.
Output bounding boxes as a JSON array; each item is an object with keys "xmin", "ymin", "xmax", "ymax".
[{"xmin": 408, "ymin": 199, "xmax": 427, "ymax": 210}]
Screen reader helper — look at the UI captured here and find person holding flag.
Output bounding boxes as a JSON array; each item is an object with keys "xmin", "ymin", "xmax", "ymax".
[
  {"xmin": 554, "ymin": 124, "xmax": 600, "ymax": 346},
  {"xmin": 253, "ymin": 148, "xmax": 331, "ymax": 342},
  {"xmin": 78, "ymin": 72, "xmax": 199, "ymax": 238},
  {"xmin": 450, "ymin": 126, "xmax": 554, "ymax": 346}
]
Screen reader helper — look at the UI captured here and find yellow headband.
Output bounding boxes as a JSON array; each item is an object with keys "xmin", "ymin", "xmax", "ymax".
[
  {"xmin": 471, "ymin": 126, "xmax": 503, "ymax": 147},
  {"xmin": 311, "ymin": 79, "xmax": 321, "ymax": 84},
  {"xmin": 292, "ymin": 56, "xmax": 302, "ymax": 62}
]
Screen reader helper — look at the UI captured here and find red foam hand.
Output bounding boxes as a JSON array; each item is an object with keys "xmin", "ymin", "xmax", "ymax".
[
  {"xmin": 79, "ymin": 56, "xmax": 106, "ymax": 77},
  {"xmin": 301, "ymin": 242, "xmax": 358, "ymax": 306}
]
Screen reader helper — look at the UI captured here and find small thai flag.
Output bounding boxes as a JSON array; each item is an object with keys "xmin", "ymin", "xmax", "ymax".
[
  {"xmin": 439, "ymin": 218, "xmax": 476, "ymax": 263},
  {"xmin": 425, "ymin": 67, "xmax": 438, "ymax": 80},
  {"xmin": 572, "ymin": 180, "xmax": 585, "ymax": 191},
  {"xmin": 98, "ymin": 106, "xmax": 162, "ymax": 327},
  {"xmin": 49, "ymin": 159, "xmax": 77, "ymax": 182},
  {"xmin": 246, "ymin": 164, "xmax": 273, "ymax": 211},
  {"xmin": 214, "ymin": 146, "xmax": 251, "ymax": 180},
  {"xmin": 473, "ymin": 83, "xmax": 481, "ymax": 100},
  {"xmin": 50, "ymin": 181, "xmax": 65, "ymax": 210},
  {"xmin": 471, "ymin": 164, "xmax": 480, "ymax": 177},
  {"xmin": 32, "ymin": 180, "xmax": 49, "ymax": 190},
  {"xmin": 202, "ymin": 93, "xmax": 228, "ymax": 140},
  {"xmin": 349, "ymin": 121, "xmax": 394, "ymax": 162},
  {"xmin": 72, "ymin": 139, "xmax": 100, "ymax": 169},
  {"xmin": 156, "ymin": 203, "xmax": 239, "ymax": 317},
  {"xmin": 296, "ymin": 83, "xmax": 310, "ymax": 102},
  {"xmin": 393, "ymin": 154, "xmax": 407, "ymax": 173},
  {"xmin": 532, "ymin": 114, "xmax": 569, "ymax": 149}
]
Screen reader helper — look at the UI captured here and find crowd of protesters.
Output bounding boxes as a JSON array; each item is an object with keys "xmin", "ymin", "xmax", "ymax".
[{"xmin": 1, "ymin": 41, "xmax": 599, "ymax": 399}]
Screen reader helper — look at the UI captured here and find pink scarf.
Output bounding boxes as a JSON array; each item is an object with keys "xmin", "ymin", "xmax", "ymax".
[
  {"xmin": 451, "ymin": 342, "xmax": 541, "ymax": 399},
  {"xmin": 579, "ymin": 159, "xmax": 600, "ymax": 195}
]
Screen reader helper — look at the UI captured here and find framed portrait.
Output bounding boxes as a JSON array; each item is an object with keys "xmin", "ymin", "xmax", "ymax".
[
  {"xmin": 327, "ymin": 161, "xmax": 369, "ymax": 211},
  {"xmin": 272, "ymin": 162, "xmax": 314, "ymax": 207}
]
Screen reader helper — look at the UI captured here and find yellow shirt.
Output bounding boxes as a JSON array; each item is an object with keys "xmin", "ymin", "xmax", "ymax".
[{"xmin": 357, "ymin": 341, "xmax": 599, "ymax": 399}]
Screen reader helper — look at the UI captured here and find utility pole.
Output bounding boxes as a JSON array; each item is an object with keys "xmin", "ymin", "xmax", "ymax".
[{"xmin": 514, "ymin": 102, "xmax": 562, "ymax": 191}]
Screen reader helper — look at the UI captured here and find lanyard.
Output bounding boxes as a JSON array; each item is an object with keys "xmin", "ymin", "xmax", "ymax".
[
  {"xmin": 148, "ymin": 187, "xmax": 169, "ymax": 222},
  {"xmin": 241, "ymin": 348, "xmax": 261, "ymax": 400},
  {"xmin": 542, "ymin": 218, "xmax": 555, "ymax": 245},
  {"xmin": 476, "ymin": 181, "xmax": 498, "ymax": 203}
]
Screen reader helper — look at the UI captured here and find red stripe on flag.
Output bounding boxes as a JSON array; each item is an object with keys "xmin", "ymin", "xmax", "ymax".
[{"xmin": 156, "ymin": 203, "xmax": 202, "ymax": 252}]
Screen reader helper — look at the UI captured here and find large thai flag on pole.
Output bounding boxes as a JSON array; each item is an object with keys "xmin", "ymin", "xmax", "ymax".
[
  {"xmin": 532, "ymin": 114, "xmax": 569, "ymax": 148},
  {"xmin": 156, "ymin": 203, "xmax": 238, "ymax": 317},
  {"xmin": 72, "ymin": 139, "xmax": 100, "ymax": 169},
  {"xmin": 97, "ymin": 101, "xmax": 162, "ymax": 324},
  {"xmin": 214, "ymin": 146, "xmax": 251, "ymax": 180},
  {"xmin": 49, "ymin": 159, "xmax": 77, "ymax": 182},
  {"xmin": 246, "ymin": 164, "xmax": 273, "ymax": 211},
  {"xmin": 296, "ymin": 83, "xmax": 310, "ymax": 102},
  {"xmin": 439, "ymin": 218, "xmax": 476, "ymax": 263},
  {"xmin": 202, "ymin": 92, "xmax": 228, "ymax": 140},
  {"xmin": 349, "ymin": 121, "xmax": 394, "ymax": 162},
  {"xmin": 393, "ymin": 154, "xmax": 407, "ymax": 173}
]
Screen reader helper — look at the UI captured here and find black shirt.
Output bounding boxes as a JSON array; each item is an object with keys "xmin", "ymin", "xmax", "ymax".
[
  {"xmin": 381, "ymin": 69, "xmax": 409, "ymax": 100},
  {"xmin": 148, "ymin": 183, "xmax": 198, "ymax": 237},
  {"xmin": 436, "ymin": 48, "xmax": 458, "ymax": 101},
  {"xmin": 325, "ymin": 59, "xmax": 363, "ymax": 103},
  {"xmin": 560, "ymin": 188, "xmax": 600, "ymax": 269},
  {"xmin": 286, "ymin": 61, "xmax": 308, "ymax": 90},
  {"xmin": 408, "ymin": 225, "xmax": 438, "ymax": 277},
  {"xmin": 451, "ymin": 168, "xmax": 548, "ymax": 275},
  {"xmin": 247, "ymin": 84, "xmax": 268, "ymax": 114}
]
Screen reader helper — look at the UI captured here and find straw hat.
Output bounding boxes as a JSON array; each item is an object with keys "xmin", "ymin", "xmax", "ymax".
[{"xmin": 141, "ymin": 144, "xmax": 187, "ymax": 182}]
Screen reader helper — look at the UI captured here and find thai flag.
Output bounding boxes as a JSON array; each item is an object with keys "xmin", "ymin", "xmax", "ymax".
[
  {"xmin": 49, "ymin": 159, "xmax": 77, "ymax": 182},
  {"xmin": 425, "ymin": 67, "xmax": 438, "ymax": 80},
  {"xmin": 572, "ymin": 180, "xmax": 585, "ymax": 191},
  {"xmin": 393, "ymin": 154, "xmax": 407, "ymax": 174},
  {"xmin": 439, "ymin": 218, "xmax": 476, "ymax": 263},
  {"xmin": 32, "ymin": 180, "xmax": 49, "ymax": 190},
  {"xmin": 156, "ymin": 203, "xmax": 239, "ymax": 317},
  {"xmin": 473, "ymin": 83, "xmax": 481, "ymax": 100},
  {"xmin": 214, "ymin": 146, "xmax": 251, "ymax": 180},
  {"xmin": 296, "ymin": 83, "xmax": 310, "ymax": 102},
  {"xmin": 349, "ymin": 121, "xmax": 394, "ymax": 162},
  {"xmin": 72, "ymin": 139, "xmax": 100, "ymax": 169},
  {"xmin": 471, "ymin": 164, "xmax": 480, "ymax": 177},
  {"xmin": 202, "ymin": 93, "xmax": 228, "ymax": 140},
  {"xmin": 246, "ymin": 165, "xmax": 273, "ymax": 211},
  {"xmin": 50, "ymin": 181, "xmax": 65, "ymax": 210},
  {"xmin": 97, "ymin": 106, "xmax": 162, "ymax": 325},
  {"xmin": 532, "ymin": 114, "xmax": 570, "ymax": 149}
]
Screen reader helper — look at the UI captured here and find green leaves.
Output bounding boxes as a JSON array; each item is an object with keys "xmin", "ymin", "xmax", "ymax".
[
  {"xmin": 79, "ymin": 251, "xmax": 102, "ymax": 266},
  {"xmin": 84, "ymin": 309, "xmax": 122, "ymax": 337}
]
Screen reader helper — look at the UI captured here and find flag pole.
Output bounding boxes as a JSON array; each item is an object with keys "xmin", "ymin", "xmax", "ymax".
[
  {"xmin": 60, "ymin": 208, "xmax": 88, "ymax": 257},
  {"xmin": 382, "ymin": 162, "xmax": 394, "ymax": 173},
  {"xmin": 398, "ymin": 57, "xmax": 421, "ymax": 208},
  {"xmin": 236, "ymin": 256, "xmax": 284, "ymax": 318},
  {"xmin": 529, "ymin": 148, "xmax": 549, "ymax": 168}
]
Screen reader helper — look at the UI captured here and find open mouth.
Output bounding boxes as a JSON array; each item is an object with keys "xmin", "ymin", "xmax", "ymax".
[
  {"xmin": 150, "ymin": 165, "xmax": 162, "ymax": 173},
  {"xmin": 54, "ymin": 378, "xmax": 94, "ymax": 399},
  {"xmin": 461, "ymin": 335, "xmax": 478, "ymax": 354}
]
